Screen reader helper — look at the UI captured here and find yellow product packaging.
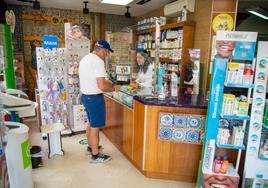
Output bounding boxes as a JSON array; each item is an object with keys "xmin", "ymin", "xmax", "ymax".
[{"xmin": 238, "ymin": 101, "xmax": 249, "ymax": 116}]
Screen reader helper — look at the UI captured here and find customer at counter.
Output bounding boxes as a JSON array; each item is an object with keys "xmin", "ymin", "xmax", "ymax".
[
  {"xmin": 79, "ymin": 40, "xmax": 115, "ymax": 163},
  {"xmin": 133, "ymin": 49, "xmax": 154, "ymax": 89}
]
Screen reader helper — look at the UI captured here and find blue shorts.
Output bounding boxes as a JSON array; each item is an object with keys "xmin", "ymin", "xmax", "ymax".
[{"xmin": 81, "ymin": 94, "xmax": 106, "ymax": 128}]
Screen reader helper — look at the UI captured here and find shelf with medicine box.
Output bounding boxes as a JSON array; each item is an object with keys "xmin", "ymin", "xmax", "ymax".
[
  {"xmin": 198, "ymin": 31, "xmax": 259, "ymax": 188},
  {"xmin": 136, "ymin": 21, "xmax": 194, "ymax": 93},
  {"xmin": 217, "ymin": 144, "xmax": 246, "ymax": 150},
  {"xmin": 220, "ymin": 114, "xmax": 250, "ymax": 121},
  {"xmin": 224, "ymin": 83, "xmax": 255, "ymax": 89}
]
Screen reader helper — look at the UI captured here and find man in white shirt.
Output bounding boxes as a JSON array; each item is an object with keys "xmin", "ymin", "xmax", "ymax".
[{"xmin": 79, "ymin": 40, "xmax": 115, "ymax": 163}]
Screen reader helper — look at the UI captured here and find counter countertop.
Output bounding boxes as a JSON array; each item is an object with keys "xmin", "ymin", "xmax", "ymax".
[{"xmin": 133, "ymin": 94, "xmax": 207, "ymax": 109}]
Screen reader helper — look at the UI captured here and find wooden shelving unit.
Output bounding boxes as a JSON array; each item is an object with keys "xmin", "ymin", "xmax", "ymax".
[
  {"xmin": 22, "ymin": 14, "xmax": 79, "ymax": 23},
  {"xmin": 24, "ymin": 35, "xmax": 64, "ymax": 43},
  {"xmin": 136, "ymin": 21, "xmax": 195, "ymax": 93},
  {"xmin": 136, "ymin": 21, "xmax": 195, "ymax": 35}
]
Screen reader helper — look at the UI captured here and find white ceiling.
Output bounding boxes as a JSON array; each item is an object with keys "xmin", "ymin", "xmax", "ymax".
[{"xmin": 5, "ymin": 0, "xmax": 175, "ymax": 16}]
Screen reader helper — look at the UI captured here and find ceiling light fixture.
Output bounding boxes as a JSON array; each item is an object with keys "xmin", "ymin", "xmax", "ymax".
[
  {"xmin": 247, "ymin": 7, "xmax": 268, "ymax": 20},
  {"xmin": 100, "ymin": 0, "xmax": 134, "ymax": 6}
]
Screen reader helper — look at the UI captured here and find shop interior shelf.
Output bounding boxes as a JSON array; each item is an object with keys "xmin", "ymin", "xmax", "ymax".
[
  {"xmin": 221, "ymin": 114, "xmax": 250, "ymax": 120},
  {"xmin": 136, "ymin": 21, "xmax": 195, "ymax": 34},
  {"xmin": 151, "ymin": 57, "xmax": 181, "ymax": 62},
  {"xmin": 24, "ymin": 35, "xmax": 64, "ymax": 43},
  {"xmin": 202, "ymin": 163, "xmax": 239, "ymax": 177},
  {"xmin": 224, "ymin": 82, "xmax": 255, "ymax": 88},
  {"xmin": 217, "ymin": 144, "xmax": 245, "ymax": 150}
]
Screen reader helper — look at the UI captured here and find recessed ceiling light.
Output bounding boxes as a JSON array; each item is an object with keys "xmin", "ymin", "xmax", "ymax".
[
  {"xmin": 100, "ymin": 0, "xmax": 134, "ymax": 6},
  {"xmin": 247, "ymin": 7, "xmax": 268, "ymax": 20}
]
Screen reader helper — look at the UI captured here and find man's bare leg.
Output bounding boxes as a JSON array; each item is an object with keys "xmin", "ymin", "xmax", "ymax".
[
  {"xmin": 89, "ymin": 127, "xmax": 99, "ymax": 155},
  {"xmin": 86, "ymin": 123, "xmax": 91, "ymax": 148}
]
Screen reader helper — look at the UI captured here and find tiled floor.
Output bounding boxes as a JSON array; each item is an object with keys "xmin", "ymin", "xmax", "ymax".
[{"xmin": 26, "ymin": 118, "xmax": 196, "ymax": 188}]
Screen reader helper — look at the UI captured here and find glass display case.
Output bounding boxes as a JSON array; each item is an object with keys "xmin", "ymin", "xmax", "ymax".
[{"xmin": 108, "ymin": 85, "xmax": 152, "ymax": 108}]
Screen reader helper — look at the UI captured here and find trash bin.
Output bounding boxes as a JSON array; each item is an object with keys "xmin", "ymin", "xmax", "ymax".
[
  {"xmin": 30, "ymin": 146, "xmax": 43, "ymax": 169},
  {"xmin": 5, "ymin": 121, "xmax": 34, "ymax": 188}
]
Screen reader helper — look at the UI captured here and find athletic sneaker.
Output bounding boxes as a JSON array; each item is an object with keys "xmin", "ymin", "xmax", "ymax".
[
  {"xmin": 86, "ymin": 145, "xmax": 103, "ymax": 155},
  {"xmin": 90, "ymin": 153, "xmax": 111, "ymax": 163}
]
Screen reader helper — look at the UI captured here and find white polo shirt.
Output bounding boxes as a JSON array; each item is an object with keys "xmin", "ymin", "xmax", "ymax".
[{"xmin": 79, "ymin": 53, "xmax": 106, "ymax": 95}]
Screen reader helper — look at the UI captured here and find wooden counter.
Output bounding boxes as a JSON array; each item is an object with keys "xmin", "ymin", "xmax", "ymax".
[{"xmin": 103, "ymin": 95, "xmax": 207, "ymax": 182}]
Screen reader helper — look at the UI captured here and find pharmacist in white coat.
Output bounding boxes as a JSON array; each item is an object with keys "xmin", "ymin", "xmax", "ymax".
[{"xmin": 135, "ymin": 49, "xmax": 154, "ymax": 88}]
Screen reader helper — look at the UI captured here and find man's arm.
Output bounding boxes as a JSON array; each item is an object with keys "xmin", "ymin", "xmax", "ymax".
[{"xmin": 96, "ymin": 77, "xmax": 115, "ymax": 92}]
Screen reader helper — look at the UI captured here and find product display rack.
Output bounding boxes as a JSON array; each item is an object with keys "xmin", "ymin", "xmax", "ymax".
[
  {"xmin": 36, "ymin": 47, "xmax": 71, "ymax": 134},
  {"xmin": 242, "ymin": 41, "xmax": 268, "ymax": 188},
  {"xmin": 64, "ymin": 23, "xmax": 90, "ymax": 133},
  {"xmin": 136, "ymin": 21, "xmax": 195, "ymax": 92},
  {"xmin": 197, "ymin": 31, "xmax": 258, "ymax": 188}
]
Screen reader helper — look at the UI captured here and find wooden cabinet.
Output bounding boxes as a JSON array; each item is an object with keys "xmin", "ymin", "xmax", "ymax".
[
  {"xmin": 104, "ymin": 96, "xmax": 134, "ymax": 158},
  {"xmin": 122, "ymin": 106, "xmax": 133, "ymax": 160},
  {"xmin": 136, "ymin": 22, "xmax": 195, "ymax": 93},
  {"xmin": 133, "ymin": 100, "xmax": 145, "ymax": 169},
  {"xmin": 103, "ymin": 96, "xmax": 124, "ymax": 151},
  {"xmin": 104, "ymin": 96, "xmax": 206, "ymax": 182},
  {"xmin": 142, "ymin": 104, "xmax": 205, "ymax": 182}
]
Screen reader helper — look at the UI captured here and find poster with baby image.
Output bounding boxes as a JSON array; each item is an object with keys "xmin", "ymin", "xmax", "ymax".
[
  {"xmin": 65, "ymin": 23, "xmax": 90, "ymax": 42},
  {"xmin": 215, "ymin": 31, "xmax": 257, "ymax": 61}
]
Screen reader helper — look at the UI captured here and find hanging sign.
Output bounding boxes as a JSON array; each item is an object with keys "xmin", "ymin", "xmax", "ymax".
[
  {"xmin": 212, "ymin": 13, "xmax": 234, "ymax": 33},
  {"xmin": 43, "ymin": 35, "xmax": 58, "ymax": 49}
]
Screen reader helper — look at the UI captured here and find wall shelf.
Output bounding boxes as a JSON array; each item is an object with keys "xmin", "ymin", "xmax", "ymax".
[
  {"xmin": 136, "ymin": 21, "xmax": 195, "ymax": 34},
  {"xmin": 24, "ymin": 35, "xmax": 64, "ymax": 43},
  {"xmin": 22, "ymin": 14, "xmax": 79, "ymax": 23},
  {"xmin": 224, "ymin": 82, "xmax": 254, "ymax": 89},
  {"xmin": 221, "ymin": 114, "xmax": 250, "ymax": 120},
  {"xmin": 217, "ymin": 144, "xmax": 245, "ymax": 150},
  {"xmin": 151, "ymin": 57, "xmax": 181, "ymax": 62},
  {"xmin": 202, "ymin": 163, "xmax": 239, "ymax": 177},
  {"xmin": 22, "ymin": 14, "xmax": 51, "ymax": 21},
  {"xmin": 146, "ymin": 48, "xmax": 181, "ymax": 50}
]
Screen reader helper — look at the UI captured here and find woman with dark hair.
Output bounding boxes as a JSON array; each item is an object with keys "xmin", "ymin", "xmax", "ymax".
[{"xmin": 135, "ymin": 49, "xmax": 154, "ymax": 88}]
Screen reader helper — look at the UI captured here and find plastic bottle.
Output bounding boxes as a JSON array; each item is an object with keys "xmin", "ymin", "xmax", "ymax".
[
  {"xmin": 213, "ymin": 156, "xmax": 222, "ymax": 173},
  {"xmin": 220, "ymin": 156, "xmax": 229, "ymax": 174},
  {"xmin": 253, "ymin": 174, "xmax": 264, "ymax": 188}
]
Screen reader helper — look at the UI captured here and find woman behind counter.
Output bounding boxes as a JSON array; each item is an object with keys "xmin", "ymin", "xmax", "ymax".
[{"xmin": 135, "ymin": 49, "xmax": 154, "ymax": 88}]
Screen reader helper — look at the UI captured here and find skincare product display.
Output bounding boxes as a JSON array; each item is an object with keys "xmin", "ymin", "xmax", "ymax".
[
  {"xmin": 217, "ymin": 128, "xmax": 230, "ymax": 145},
  {"xmin": 225, "ymin": 62, "xmax": 254, "ymax": 85},
  {"xmin": 221, "ymin": 94, "xmax": 249, "ymax": 116},
  {"xmin": 231, "ymin": 126, "xmax": 245, "ymax": 146}
]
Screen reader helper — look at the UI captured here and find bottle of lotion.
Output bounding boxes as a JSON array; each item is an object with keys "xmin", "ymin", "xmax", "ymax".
[
  {"xmin": 213, "ymin": 156, "xmax": 222, "ymax": 173},
  {"xmin": 220, "ymin": 156, "xmax": 229, "ymax": 174}
]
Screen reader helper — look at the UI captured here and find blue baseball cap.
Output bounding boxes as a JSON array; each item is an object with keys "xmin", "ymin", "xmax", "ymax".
[{"xmin": 95, "ymin": 39, "xmax": 114, "ymax": 53}]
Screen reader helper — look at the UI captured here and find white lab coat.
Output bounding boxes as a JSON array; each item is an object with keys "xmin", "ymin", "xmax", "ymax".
[{"xmin": 136, "ymin": 63, "xmax": 154, "ymax": 88}]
